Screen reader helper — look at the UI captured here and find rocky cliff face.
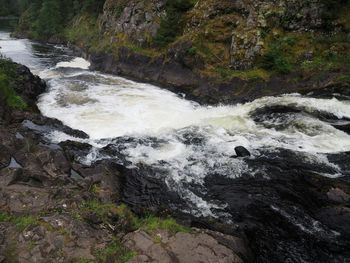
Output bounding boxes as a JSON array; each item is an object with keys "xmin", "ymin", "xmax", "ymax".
[
  {"xmin": 185, "ymin": 0, "xmax": 326, "ymax": 69},
  {"xmin": 97, "ymin": 0, "xmax": 345, "ymax": 69},
  {"xmin": 100, "ymin": 0, "xmax": 166, "ymax": 47},
  {"xmin": 69, "ymin": 0, "xmax": 347, "ymax": 105}
]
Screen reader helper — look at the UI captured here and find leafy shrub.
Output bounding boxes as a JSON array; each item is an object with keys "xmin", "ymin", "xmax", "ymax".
[
  {"xmin": 154, "ymin": 0, "xmax": 195, "ymax": 47},
  {"xmin": 258, "ymin": 36, "xmax": 296, "ymax": 74},
  {"xmin": 0, "ymin": 59, "xmax": 27, "ymax": 110}
]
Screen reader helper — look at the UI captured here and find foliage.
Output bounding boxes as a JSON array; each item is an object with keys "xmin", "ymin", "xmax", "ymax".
[
  {"xmin": 0, "ymin": 212, "xmax": 38, "ymax": 231},
  {"xmin": 154, "ymin": 0, "xmax": 195, "ymax": 47},
  {"xmin": 139, "ymin": 216, "xmax": 189, "ymax": 235},
  {"xmin": 64, "ymin": 15, "xmax": 101, "ymax": 49},
  {"xmin": 36, "ymin": 0, "xmax": 62, "ymax": 38},
  {"xmin": 258, "ymin": 36, "xmax": 296, "ymax": 74},
  {"xmin": 0, "ymin": 0, "xmax": 22, "ymax": 16},
  {"xmin": 95, "ymin": 240, "xmax": 136, "ymax": 263},
  {"xmin": 0, "ymin": 59, "xmax": 27, "ymax": 110},
  {"xmin": 15, "ymin": 0, "xmax": 105, "ymax": 39}
]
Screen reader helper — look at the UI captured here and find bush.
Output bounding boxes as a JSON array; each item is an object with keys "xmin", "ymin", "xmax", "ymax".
[
  {"xmin": 154, "ymin": 0, "xmax": 195, "ymax": 47},
  {"xmin": 0, "ymin": 59, "xmax": 27, "ymax": 110},
  {"xmin": 36, "ymin": 0, "xmax": 62, "ymax": 38},
  {"xmin": 258, "ymin": 36, "xmax": 296, "ymax": 74}
]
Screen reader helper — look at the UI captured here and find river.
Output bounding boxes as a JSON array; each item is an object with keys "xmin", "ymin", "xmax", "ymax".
[{"xmin": 1, "ymin": 28, "xmax": 350, "ymax": 220}]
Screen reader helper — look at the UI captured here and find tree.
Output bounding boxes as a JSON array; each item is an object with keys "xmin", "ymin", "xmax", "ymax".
[{"xmin": 36, "ymin": 0, "xmax": 62, "ymax": 37}]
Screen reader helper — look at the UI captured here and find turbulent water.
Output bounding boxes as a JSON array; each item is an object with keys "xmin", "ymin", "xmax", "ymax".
[{"xmin": 1, "ymin": 30, "xmax": 350, "ymax": 218}]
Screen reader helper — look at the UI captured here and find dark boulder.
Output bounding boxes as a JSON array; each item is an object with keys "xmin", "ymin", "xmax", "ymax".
[
  {"xmin": 234, "ymin": 146, "xmax": 251, "ymax": 157},
  {"xmin": 14, "ymin": 64, "xmax": 46, "ymax": 108}
]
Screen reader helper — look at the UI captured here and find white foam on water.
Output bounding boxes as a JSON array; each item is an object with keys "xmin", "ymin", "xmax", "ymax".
[
  {"xmin": 35, "ymin": 68, "xmax": 350, "ymax": 217},
  {"xmin": 2, "ymin": 33, "xmax": 350, "ymax": 218},
  {"xmin": 55, "ymin": 57, "xmax": 90, "ymax": 69}
]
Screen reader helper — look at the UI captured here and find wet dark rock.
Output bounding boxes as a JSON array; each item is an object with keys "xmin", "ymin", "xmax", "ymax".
[
  {"xmin": 121, "ymin": 165, "xmax": 186, "ymax": 214},
  {"xmin": 327, "ymin": 188, "xmax": 350, "ymax": 203},
  {"xmin": 307, "ymin": 83, "xmax": 350, "ymax": 100},
  {"xmin": 14, "ymin": 64, "xmax": 46, "ymax": 107},
  {"xmin": 70, "ymin": 169, "xmax": 84, "ymax": 180},
  {"xmin": 22, "ymin": 116, "xmax": 89, "ymax": 139},
  {"xmin": 59, "ymin": 140, "xmax": 92, "ymax": 162},
  {"xmin": 315, "ymin": 207, "xmax": 350, "ymax": 237},
  {"xmin": 0, "ymin": 145, "xmax": 11, "ymax": 169},
  {"xmin": 118, "ymin": 147, "xmax": 350, "ymax": 262},
  {"xmin": 234, "ymin": 146, "xmax": 251, "ymax": 158}
]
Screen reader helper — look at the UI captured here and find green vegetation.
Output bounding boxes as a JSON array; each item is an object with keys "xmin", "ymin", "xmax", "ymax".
[
  {"xmin": 64, "ymin": 15, "xmax": 102, "ymax": 50},
  {"xmin": 16, "ymin": 0, "xmax": 105, "ymax": 39},
  {"xmin": 214, "ymin": 67, "xmax": 271, "ymax": 81},
  {"xmin": 154, "ymin": 0, "xmax": 196, "ymax": 47},
  {"xmin": 74, "ymin": 260, "xmax": 90, "ymax": 263},
  {"xmin": 257, "ymin": 32, "xmax": 350, "ymax": 76},
  {"xmin": 140, "ymin": 215, "xmax": 189, "ymax": 235},
  {"xmin": 0, "ymin": 211, "xmax": 38, "ymax": 231},
  {"xmin": 36, "ymin": 0, "xmax": 62, "ymax": 38},
  {"xmin": 71, "ymin": 200, "xmax": 188, "ymax": 263},
  {"xmin": 10, "ymin": 0, "xmax": 349, "ymax": 83},
  {"xmin": 0, "ymin": 0, "xmax": 21, "ymax": 16},
  {"xmin": 258, "ymin": 36, "xmax": 296, "ymax": 74},
  {"xmin": 77, "ymin": 200, "xmax": 189, "ymax": 234},
  {"xmin": 95, "ymin": 240, "xmax": 136, "ymax": 263},
  {"xmin": 0, "ymin": 58, "xmax": 27, "ymax": 110}
]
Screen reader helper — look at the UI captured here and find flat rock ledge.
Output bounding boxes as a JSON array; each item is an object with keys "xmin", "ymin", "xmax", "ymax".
[{"xmin": 123, "ymin": 229, "xmax": 245, "ymax": 263}]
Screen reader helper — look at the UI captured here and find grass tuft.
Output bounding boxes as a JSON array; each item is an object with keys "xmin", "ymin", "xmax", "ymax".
[
  {"xmin": 95, "ymin": 240, "xmax": 137, "ymax": 263},
  {"xmin": 0, "ymin": 212, "xmax": 38, "ymax": 231}
]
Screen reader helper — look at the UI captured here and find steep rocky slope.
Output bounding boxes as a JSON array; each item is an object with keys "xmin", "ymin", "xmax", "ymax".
[{"xmin": 54, "ymin": 0, "xmax": 350, "ymax": 104}]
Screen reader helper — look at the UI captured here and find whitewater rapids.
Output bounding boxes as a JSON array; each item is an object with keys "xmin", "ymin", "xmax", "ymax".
[{"xmin": 1, "ymin": 31, "xmax": 350, "ymax": 217}]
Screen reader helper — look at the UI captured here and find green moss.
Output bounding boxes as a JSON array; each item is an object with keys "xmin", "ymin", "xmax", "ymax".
[
  {"xmin": 214, "ymin": 67, "xmax": 271, "ymax": 81},
  {"xmin": 0, "ymin": 212, "xmax": 12, "ymax": 222},
  {"xmin": 74, "ymin": 259, "xmax": 91, "ymax": 263},
  {"xmin": 139, "ymin": 216, "xmax": 189, "ymax": 235},
  {"xmin": 76, "ymin": 201, "xmax": 188, "ymax": 235},
  {"xmin": 0, "ymin": 58, "xmax": 27, "ymax": 110},
  {"xmin": 79, "ymin": 200, "xmax": 118, "ymax": 221},
  {"xmin": 0, "ymin": 211, "xmax": 38, "ymax": 231},
  {"xmin": 336, "ymin": 74, "xmax": 350, "ymax": 82},
  {"xmin": 13, "ymin": 215, "xmax": 37, "ymax": 231},
  {"xmin": 3, "ymin": 240, "xmax": 18, "ymax": 262},
  {"xmin": 187, "ymin": 47, "xmax": 198, "ymax": 56},
  {"xmin": 95, "ymin": 240, "xmax": 136, "ymax": 263}
]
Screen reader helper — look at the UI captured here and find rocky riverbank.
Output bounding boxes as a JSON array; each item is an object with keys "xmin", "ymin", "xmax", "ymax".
[
  {"xmin": 14, "ymin": 0, "xmax": 350, "ymax": 106},
  {"xmin": 1, "ymin": 46, "xmax": 350, "ymax": 263},
  {"xmin": 78, "ymin": 46, "xmax": 349, "ymax": 105},
  {"xmin": 0, "ymin": 60, "xmax": 252, "ymax": 262}
]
